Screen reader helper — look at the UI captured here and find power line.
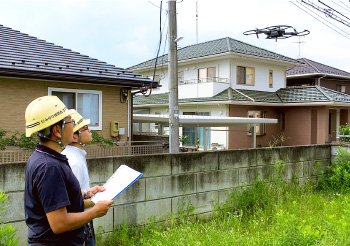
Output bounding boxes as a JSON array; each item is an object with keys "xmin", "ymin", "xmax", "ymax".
[
  {"xmin": 339, "ymin": 1, "xmax": 350, "ymax": 11},
  {"xmin": 332, "ymin": 1, "xmax": 350, "ymax": 13},
  {"xmin": 290, "ymin": 0, "xmax": 350, "ymax": 40},
  {"xmin": 318, "ymin": 0, "xmax": 350, "ymax": 21},
  {"xmin": 300, "ymin": 0, "xmax": 350, "ymax": 27},
  {"xmin": 296, "ymin": 0, "xmax": 350, "ymax": 36}
]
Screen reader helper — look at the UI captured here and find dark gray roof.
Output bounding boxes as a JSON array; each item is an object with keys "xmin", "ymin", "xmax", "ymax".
[
  {"xmin": 0, "ymin": 24, "xmax": 155, "ymax": 87},
  {"xmin": 134, "ymin": 86, "xmax": 350, "ymax": 105},
  {"xmin": 129, "ymin": 37, "xmax": 302, "ymax": 70},
  {"xmin": 287, "ymin": 58, "xmax": 350, "ymax": 78}
]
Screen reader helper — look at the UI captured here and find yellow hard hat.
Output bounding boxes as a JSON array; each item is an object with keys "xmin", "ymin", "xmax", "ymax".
[
  {"xmin": 71, "ymin": 112, "xmax": 90, "ymax": 132},
  {"xmin": 25, "ymin": 96, "xmax": 76, "ymax": 137}
]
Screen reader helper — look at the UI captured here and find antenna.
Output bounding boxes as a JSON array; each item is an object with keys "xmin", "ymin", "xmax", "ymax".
[{"xmin": 293, "ymin": 36, "xmax": 306, "ymax": 58}]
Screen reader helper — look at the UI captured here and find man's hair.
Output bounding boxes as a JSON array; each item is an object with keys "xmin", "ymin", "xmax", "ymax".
[{"xmin": 38, "ymin": 120, "xmax": 64, "ymax": 143}]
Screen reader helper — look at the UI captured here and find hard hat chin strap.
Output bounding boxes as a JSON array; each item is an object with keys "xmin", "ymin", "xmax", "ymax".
[
  {"xmin": 36, "ymin": 120, "xmax": 66, "ymax": 150},
  {"xmin": 77, "ymin": 130, "xmax": 86, "ymax": 147},
  {"xmin": 36, "ymin": 132, "xmax": 66, "ymax": 150}
]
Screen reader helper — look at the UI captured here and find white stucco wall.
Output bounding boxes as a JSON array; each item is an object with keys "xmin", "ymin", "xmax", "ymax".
[{"xmin": 135, "ymin": 55, "xmax": 288, "ymax": 96}]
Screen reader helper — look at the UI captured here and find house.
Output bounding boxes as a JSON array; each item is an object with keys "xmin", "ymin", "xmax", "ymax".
[
  {"xmin": 129, "ymin": 37, "xmax": 350, "ymax": 149},
  {"xmin": 287, "ymin": 58, "xmax": 350, "ymax": 94},
  {"xmin": 0, "ymin": 24, "xmax": 157, "ymax": 143}
]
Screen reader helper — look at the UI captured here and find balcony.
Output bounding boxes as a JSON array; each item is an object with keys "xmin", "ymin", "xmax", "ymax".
[
  {"xmin": 178, "ymin": 77, "xmax": 230, "ymax": 99},
  {"xmin": 179, "ymin": 77, "xmax": 229, "ymax": 85}
]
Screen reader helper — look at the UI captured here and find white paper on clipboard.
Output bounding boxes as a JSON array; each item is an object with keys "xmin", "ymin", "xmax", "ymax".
[{"xmin": 91, "ymin": 164, "xmax": 143, "ymax": 204}]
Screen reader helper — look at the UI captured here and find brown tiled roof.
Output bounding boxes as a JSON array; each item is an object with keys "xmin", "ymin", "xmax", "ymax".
[
  {"xmin": 0, "ymin": 24, "xmax": 155, "ymax": 88},
  {"xmin": 287, "ymin": 58, "xmax": 350, "ymax": 78}
]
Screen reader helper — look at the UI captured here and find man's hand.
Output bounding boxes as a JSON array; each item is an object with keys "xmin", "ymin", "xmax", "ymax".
[
  {"xmin": 93, "ymin": 200, "xmax": 114, "ymax": 218},
  {"xmin": 87, "ymin": 185, "xmax": 105, "ymax": 199}
]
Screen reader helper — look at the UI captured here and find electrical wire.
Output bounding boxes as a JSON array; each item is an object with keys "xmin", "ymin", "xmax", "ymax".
[
  {"xmin": 332, "ymin": 1, "xmax": 350, "ymax": 13},
  {"xmin": 339, "ymin": 0, "xmax": 350, "ymax": 11},
  {"xmin": 144, "ymin": 1, "xmax": 169, "ymax": 84},
  {"xmin": 143, "ymin": 0, "xmax": 164, "ymax": 97},
  {"xmin": 290, "ymin": 0, "xmax": 350, "ymax": 40},
  {"xmin": 300, "ymin": 0, "xmax": 350, "ymax": 27},
  {"xmin": 318, "ymin": 0, "xmax": 350, "ymax": 21}
]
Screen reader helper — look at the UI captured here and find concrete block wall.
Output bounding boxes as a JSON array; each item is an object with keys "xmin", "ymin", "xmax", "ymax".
[{"xmin": 2, "ymin": 144, "xmax": 331, "ymax": 244}]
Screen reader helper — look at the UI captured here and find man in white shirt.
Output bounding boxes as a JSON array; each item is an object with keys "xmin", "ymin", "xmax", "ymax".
[{"xmin": 62, "ymin": 112, "xmax": 96, "ymax": 246}]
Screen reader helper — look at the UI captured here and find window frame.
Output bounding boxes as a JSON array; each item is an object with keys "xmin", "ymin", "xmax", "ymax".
[
  {"xmin": 48, "ymin": 87, "xmax": 103, "ymax": 130},
  {"xmin": 269, "ymin": 70, "xmax": 273, "ymax": 88},
  {"xmin": 237, "ymin": 66, "xmax": 255, "ymax": 86},
  {"xmin": 182, "ymin": 112, "xmax": 210, "ymax": 146},
  {"xmin": 198, "ymin": 67, "xmax": 216, "ymax": 83},
  {"xmin": 247, "ymin": 110, "xmax": 266, "ymax": 136},
  {"xmin": 178, "ymin": 71, "xmax": 184, "ymax": 84},
  {"xmin": 336, "ymin": 84, "xmax": 346, "ymax": 93}
]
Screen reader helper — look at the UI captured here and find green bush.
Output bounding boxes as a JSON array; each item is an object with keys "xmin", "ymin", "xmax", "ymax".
[
  {"xmin": 339, "ymin": 124, "xmax": 350, "ymax": 142},
  {"xmin": 89, "ymin": 131, "xmax": 114, "ymax": 147},
  {"xmin": 318, "ymin": 146, "xmax": 350, "ymax": 192},
  {"xmin": 0, "ymin": 128, "xmax": 37, "ymax": 150},
  {"xmin": 0, "ymin": 191, "xmax": 19, "ymax": 246},
  {"xmin": 0, "ymin": 128, "xmax": 7, "ymax": 150}
]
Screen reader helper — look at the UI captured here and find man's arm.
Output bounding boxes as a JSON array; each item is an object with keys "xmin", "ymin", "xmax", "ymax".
[{"xmin": 46, "ymin": 200, "xmax": 113, "ymax": 234}]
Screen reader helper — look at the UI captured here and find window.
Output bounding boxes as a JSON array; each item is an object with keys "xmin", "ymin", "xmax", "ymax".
[
  {"xmin": 237, "ymin": 66, "xmax": 255, "ymax": 85},
  {"xmin": 269, "ymin": 70, "xmax": 273, "ymax": 88},
  {"xmin": 178, "ymin": 71, "xmax": 184, "ymax": 84},
  {"xmin": 198, "ymin": 67, "xmax": 216, "ymax": 82},
  {"xmin": 336, "ymin": 85, "xmax": 346, "ymax": 93},
  {"xmin": 279, "ymin": 112, "xmax": 285, "ymax": 131},
  {"xmin": 247, "ymin": 111, "xmax": 266, "ymax": 136},
  {"xmin": 49, "ymin": 88, "xmax": 102, "ymax": 130},
  {"xmin": 182, "ymin": 112, "xmax": 210, "ymax": 146}
]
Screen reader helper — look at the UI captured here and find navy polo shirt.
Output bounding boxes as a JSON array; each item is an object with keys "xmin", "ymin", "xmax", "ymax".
[{"xmin": 25, "ymin": 144, "xmax": 84, "ymax": 245}]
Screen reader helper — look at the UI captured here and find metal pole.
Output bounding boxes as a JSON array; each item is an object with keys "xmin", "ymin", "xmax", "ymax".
[{"xmin": 168, "ymin": 0, "xmax": 179, "ymax": 153}]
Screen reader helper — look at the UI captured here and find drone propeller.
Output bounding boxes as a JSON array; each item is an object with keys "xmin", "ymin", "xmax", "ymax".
[{"xmin": 243, "ymin": 25, "xmax": 310, "ymax": 41}]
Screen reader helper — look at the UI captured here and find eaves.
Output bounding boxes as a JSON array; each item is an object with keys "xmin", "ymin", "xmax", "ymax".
[
  {"xmin": 131, "ymin": 52, "xmax": 303, "ymax": 73},
  {"xmin": 0, "ymin": 68, "xmax": 156, "ymax": 88},
  {"xmin": 287, "ymin": 73, "xmax": 350, "ymax": 80},
  {"xmin": 134, "ymin": 100, "xmax": 350, "ymax": 108}
]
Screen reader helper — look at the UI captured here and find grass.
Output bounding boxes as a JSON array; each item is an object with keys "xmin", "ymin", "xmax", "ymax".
[
  {"xmin": 96, "ymin": 176, "xmax": 350, "ymax": 246},
  {"xmin": 97, "ymin": 154, "xmax": 350, "ymax": 246}
]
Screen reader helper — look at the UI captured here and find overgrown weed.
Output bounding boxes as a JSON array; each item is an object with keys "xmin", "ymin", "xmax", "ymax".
[{"xmin": 98, "ymin": 159, "xmax": 350, "ymax": 245}]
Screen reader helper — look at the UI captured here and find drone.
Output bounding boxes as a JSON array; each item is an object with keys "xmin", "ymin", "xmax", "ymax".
[{"xmin": 243, "ymin": 25, "xmax": 310, "ymax": 41}]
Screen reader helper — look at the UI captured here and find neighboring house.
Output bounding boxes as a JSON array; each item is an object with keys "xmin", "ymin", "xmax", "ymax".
[
  {"xmin": 129, "ymin": 37, "xmax": 350, "ymax": 149},
  {"xmin": 0, "ymin": 24, "xmax": 156, "ymax": 142},
  {"xmin": 287, "ymin": 58, "xmax": 350, "ymax": 94}
]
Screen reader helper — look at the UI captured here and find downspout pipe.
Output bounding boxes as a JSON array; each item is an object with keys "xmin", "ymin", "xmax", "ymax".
[{"xmin": 317, "ymin": 75, "xmax": 326, "ymax": 86}]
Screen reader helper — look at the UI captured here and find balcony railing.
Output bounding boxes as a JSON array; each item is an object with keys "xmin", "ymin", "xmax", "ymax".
[
  {"xmin": 179, "ymin": 77, "xmax": 229, "ymax": 85},
  {"xmin": 0, "ymin": 144, "xmax": 164, "ymax": 164}
]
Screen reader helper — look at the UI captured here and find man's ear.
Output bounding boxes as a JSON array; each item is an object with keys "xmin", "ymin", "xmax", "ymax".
[
  {"xmin": 72, "ymin": 133, "xmax": 79, "ymax": 143},
  {"xmin": 51, "ymin": 125, "xmax": 62, "ymax": 139}
]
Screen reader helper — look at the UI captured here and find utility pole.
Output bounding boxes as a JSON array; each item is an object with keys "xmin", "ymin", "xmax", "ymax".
[{"xmin": 168, "ymin": 0, "xmax": 179, "ymax": 153}]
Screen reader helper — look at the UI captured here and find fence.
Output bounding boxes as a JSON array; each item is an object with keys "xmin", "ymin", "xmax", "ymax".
[
  {"xmin": 86, "ymin": 144, "xmax": 164, "ymax": 159},
  {"xmin": 0, "ymin": 144, "xmax": 164, "ymax": 164},
  {"xmin": 4, "ymin": 144, "xmax": 332, "ymax": 245}
]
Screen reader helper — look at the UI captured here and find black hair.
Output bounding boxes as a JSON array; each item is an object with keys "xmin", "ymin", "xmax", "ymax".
[{"xmin": 38, "ymin": 119, "xmax": 64, "ymax": 143}]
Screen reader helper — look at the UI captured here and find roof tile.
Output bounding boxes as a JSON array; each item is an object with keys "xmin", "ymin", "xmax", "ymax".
[
  {"xmin": 0, "ymin": 24, "xmax": 153, "ymax": 87},
  {"xmin": 287, "ymin": 58, "xmax": 350, "ymax": 77},
  {"xmin": 134, "ymin": 86, "xmax": 350, "ymax": 105},
  {"xmin": 129, "ymin": 37, "xmax": 302, "ymax": 70}
]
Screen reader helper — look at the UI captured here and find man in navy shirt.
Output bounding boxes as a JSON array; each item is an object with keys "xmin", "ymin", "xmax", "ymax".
[{"xmin": 24, "ymin": 96, "xmax": 113, "ymax": 245}]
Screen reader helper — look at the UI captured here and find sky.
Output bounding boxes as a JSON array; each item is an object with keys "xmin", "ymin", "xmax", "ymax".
[{"xmin": 0, "ymin": 0, "xmax": 349, "ymax": 72}]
